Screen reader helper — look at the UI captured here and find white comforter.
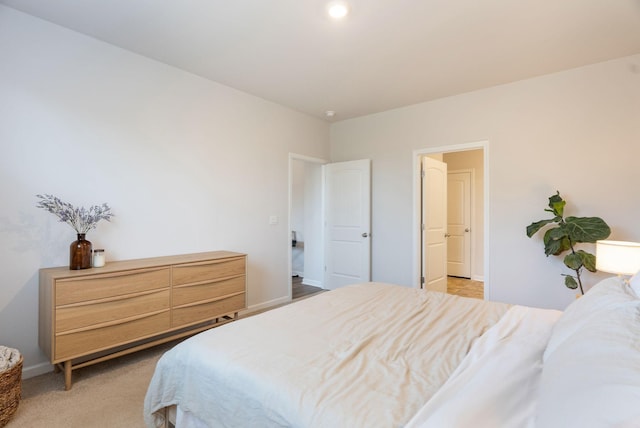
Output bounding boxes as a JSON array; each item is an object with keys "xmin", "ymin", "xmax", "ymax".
[
  {"xmin": 406, "ymin": 305, "xmax": 561, "ymax": 428},
  {"xmin": 144, "ymin": 282, "xmax": 555, "ymax": 428}
]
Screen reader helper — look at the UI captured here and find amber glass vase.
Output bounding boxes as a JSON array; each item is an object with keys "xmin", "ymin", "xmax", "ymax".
[{"xmin": 70, "ymin": 233, "xmax": 92, "ymax": 270}]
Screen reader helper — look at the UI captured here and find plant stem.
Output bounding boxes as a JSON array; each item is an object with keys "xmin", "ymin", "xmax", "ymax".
[
  {"xmin": 575, "ymin": 267, "xmax": 584, "ymax": 295},
  {"xmin": 567, "ymin": 239, "xmax": 585, "ymax": 295}
]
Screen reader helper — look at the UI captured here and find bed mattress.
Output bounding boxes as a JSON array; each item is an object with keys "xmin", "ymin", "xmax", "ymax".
[{"xmin": 144, "ymin": 282, "xmax": 558, "ymax": 427}]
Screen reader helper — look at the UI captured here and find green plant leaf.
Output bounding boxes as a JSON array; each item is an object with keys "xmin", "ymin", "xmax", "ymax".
[
  {"xmin": 577, "ymin": 250, "xmax": 597, "ymax": 272},
  {"xmin": 564, "ymin": 253, "xmax": 583, "ymax": 270},
  {"xmin": 543, "ymin": 228, "xmax": 571, "ymax": 255},
  {"xmin": 543, "ymin": 229, "xmax": 560, "ymax": 255},
  {"xmin": 564, "ymin": 217, "xmax": 611, "ymax": 243},
  {"xmin": 558, "ymin": 237, "xmax": 571, "ymax": 255},
  {"xmin": 548, "ymin": 192, "xmax": 565, "ymax": 217},
  {"xmin": 545, "ymin": 237, "xmax": 571, "ymax": 256},
  {"xmin": 564, "ymin": 275, "xmax": 578, "ymax": 289},
  {"xmin": 548, "ymin": 226, "xmax": 568, "ymax": 240},
  {"xmin": 526, "ymin": 219, "xmax": 556, "ymax": 237},
  {"xmin": 527, "ymin": 192, "xmax": 608, "ymax": 293}
]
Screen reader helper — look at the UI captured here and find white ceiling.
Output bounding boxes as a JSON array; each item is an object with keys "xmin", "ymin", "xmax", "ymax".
[{"xmin": 3, "ymin": 0, "xmax": 640, "ymax": 121}]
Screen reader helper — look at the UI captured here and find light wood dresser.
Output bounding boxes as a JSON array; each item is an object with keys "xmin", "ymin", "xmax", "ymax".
[{"xmin": 39, "ymin": 251, "xmax": 246, "ymax": 390}]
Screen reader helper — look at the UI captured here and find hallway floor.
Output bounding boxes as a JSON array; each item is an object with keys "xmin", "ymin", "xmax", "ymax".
[
  {"xmin": 292, "ymin": 276, "xmax": 324, "ymax": 300},
  {"xmin": 447, "ymin": 276, "xmax": 484, "ymax": 299}
]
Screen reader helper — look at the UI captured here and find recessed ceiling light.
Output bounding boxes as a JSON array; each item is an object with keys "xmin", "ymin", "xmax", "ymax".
[
  {"xmin": 325, "ymin": 110, "xmax": 336, "ymax": 118},
  {"xmin": 327, "ymin": 2, "xmax": 349, "ymax": 20}
]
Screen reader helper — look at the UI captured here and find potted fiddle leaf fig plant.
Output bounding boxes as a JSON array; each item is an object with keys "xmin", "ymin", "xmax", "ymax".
[{"xmin": 526, "ymin": 191, "xmax": 611, "ymax": 295}]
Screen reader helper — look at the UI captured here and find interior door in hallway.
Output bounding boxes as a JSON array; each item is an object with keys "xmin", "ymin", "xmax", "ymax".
[{"xmin": 447, "ymin": 170, "xmax": 471, "ymax": 278}]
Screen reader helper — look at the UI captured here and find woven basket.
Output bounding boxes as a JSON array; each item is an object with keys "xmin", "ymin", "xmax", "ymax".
[{"xmin": 0, "ymin": 354, "xmax": 22, "ymax": 428}]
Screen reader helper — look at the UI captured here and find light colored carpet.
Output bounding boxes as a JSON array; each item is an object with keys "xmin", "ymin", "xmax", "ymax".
[
  {"xmin": 7, "ymin": 341, "xmax": 178, "ymax": 428},
  {"xmin": 10, "ymin": 297, "xmax": 312, "ymax": 428}
]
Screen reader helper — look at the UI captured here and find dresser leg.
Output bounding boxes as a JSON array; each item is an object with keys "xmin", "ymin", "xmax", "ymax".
[{"xmin": 64, "ymin": 360, "xmax": 72, "ymax": 390}]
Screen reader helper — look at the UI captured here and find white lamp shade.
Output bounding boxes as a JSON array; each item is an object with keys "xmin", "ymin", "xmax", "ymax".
[{"xmin": 596, "ymin": 240, "xmax": 640, "ymax": 275}]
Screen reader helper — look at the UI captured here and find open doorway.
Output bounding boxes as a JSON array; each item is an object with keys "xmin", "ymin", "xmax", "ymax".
[
  {"xmin": 413, "ymin": 142, "xmax": 489, "ymax": 300},
  {"xmin": 288, "ymin": 155, "xmax": 372, "ymax": 300},
  {"xmin": 288, "ymin": 154, "xmax": 326, "ymax": 300}
]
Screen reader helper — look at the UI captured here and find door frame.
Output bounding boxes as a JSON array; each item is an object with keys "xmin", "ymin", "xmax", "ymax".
[
  {"xmin": 288, "ymin": 153, "xmax": 328, "ymax": 301},
  {"xmin": 412, "ymin": 141, "xmax": 490, "ymax": 299}
]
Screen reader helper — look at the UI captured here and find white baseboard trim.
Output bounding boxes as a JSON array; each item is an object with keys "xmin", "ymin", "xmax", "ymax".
[
  {"xmin": 291, "ymin": 270, "xmax": 304, "ymax": 277},
  {"xmin": 302, "ymin": 278, "xmax": 323, "ymax": 288},
  {"xmin": 22, "ymin": 361, "xmax": 54, "ymax": 379},
  {"xmin": 241, "ymin": 296, "xmax": 290, "ymax": 316},
  {"xmin": 472, "ymin": 275, "xmax": 484, "ymax": 282}
]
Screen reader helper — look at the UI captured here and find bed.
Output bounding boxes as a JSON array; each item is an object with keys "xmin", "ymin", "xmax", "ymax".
[{"xmin": 144, "ymin": 278, "xmax": 640, "ymax": 428}]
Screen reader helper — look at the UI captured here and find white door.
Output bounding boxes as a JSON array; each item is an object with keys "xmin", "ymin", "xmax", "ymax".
[
  {"xmin": 447, "ymin": 171, "xmax": 471, "ymax": 278},
  {"xmin": 422, "ymin": 157, "xmax": 447, "ymax": 292},
  {"xmin": 324, "ymin": 159, "xmax": 371, "ymax": 290}
]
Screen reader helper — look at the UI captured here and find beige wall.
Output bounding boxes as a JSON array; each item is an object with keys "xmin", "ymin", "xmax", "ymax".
[
  {"xmin": 0, "ymin": 6, "xmax": 330, "ymax": 376},
  {"xmin": 331, "ymin": 53, "xmax": 640, "ymax": 310}
]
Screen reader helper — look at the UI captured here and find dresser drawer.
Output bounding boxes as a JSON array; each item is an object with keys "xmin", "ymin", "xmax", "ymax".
[
  {"xmin": 56, "ymin": 289, "xmax": 170, "ymax": 333},
  {"xmin": 55, "ymin": 310, "xmax": 170, "ymax": 361},
  {"xmin": 172, "ymin": 293, "xmax": 245, "ymax": 328},
  {"xmin": 173, "ymin": 276, "xmax": 245, "ymax": 307},
  {"xmin": 172, "ymin": 257, "xmax": 245, "ymax": 286},
  {"xmin": 56, "ymin": 268, "xmax": 171, "ymax": 306}
]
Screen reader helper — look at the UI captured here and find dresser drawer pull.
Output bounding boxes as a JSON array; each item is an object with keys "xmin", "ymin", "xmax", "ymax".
[
  {"xmin": 179, "ymin": 256, "xmax": 245, "ymax": 267},
  {"xmin": 57, "ymin": 288, "xmax": 169, "ymax": 309},
  {"xmin": 58, "ymin": 266, "xmax": 170, "ymax": 282},
  {"xmin": 56, "ymin": 308, "xmax": 169, "ymax": 336},
  {"xmin": 172, "ymin": 291, "xmax": 245, "ymax": 309},
  {"xmin": 172, "ymin": 274, "xmax": 245, "ymax": 289}
]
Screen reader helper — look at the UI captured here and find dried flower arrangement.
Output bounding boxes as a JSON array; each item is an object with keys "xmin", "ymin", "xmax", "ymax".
[{"xmin": 36, "ymin": 194, "xmax": 114, "ymax": 234}]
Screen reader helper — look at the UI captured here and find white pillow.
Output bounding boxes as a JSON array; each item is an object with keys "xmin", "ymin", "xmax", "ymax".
[
  {"xmin": 629, "ymin": 271, "xmax": 640, "ymax": 298},
  {"xmin": 543, "ymin": 276, "xmax": 637, "ymax": 361},
  {"xmin": 537, "ymin": 285, "xmax": 640, "ymax": 428}
]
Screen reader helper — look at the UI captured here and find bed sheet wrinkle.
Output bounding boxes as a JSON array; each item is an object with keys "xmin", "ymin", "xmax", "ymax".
[
  {"xmin": 405, "ymin": 306, "xmax": 562, "ymax": 428},
  {"xmin": 144, "ymin": 282, "xmax": 511, "ymax": 428}
]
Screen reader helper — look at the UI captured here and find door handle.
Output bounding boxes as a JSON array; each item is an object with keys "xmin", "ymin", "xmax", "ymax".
[
  {"xmin": 362, "ymin": 232, "xmax": 369, "ymax": 238},
  {"xmin": 465, "ymin": 228, "xmax": 470, "ymax": 232},
  {"xmin": 444, "ymin": 233, "xmax": 451, "ymax": 238}
]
